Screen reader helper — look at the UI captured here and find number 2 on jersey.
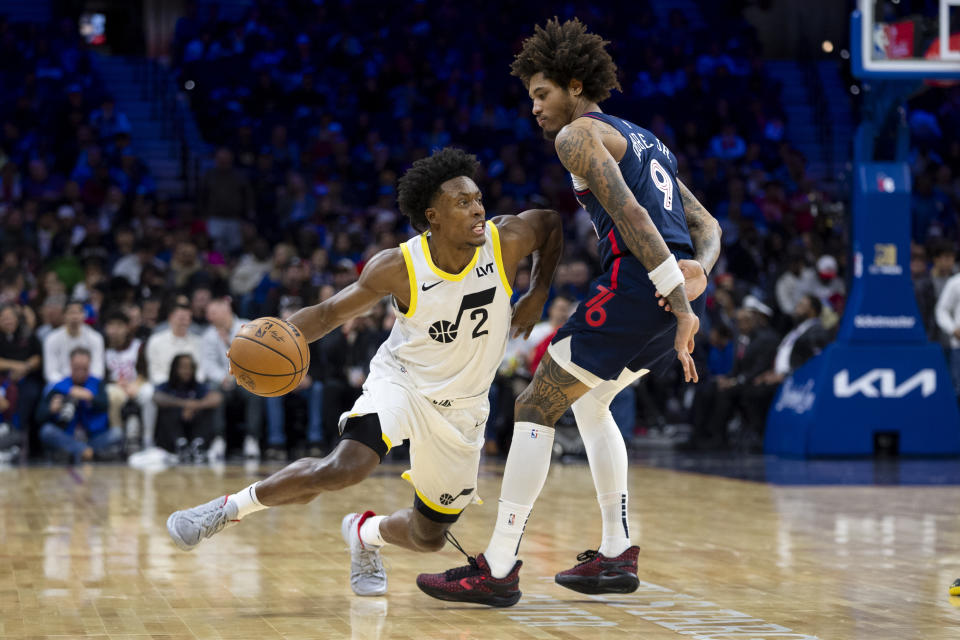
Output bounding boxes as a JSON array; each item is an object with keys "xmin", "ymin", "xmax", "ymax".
[
  {"xmin": 427, "ymin": 287, "xmax": 495, "ymax": 344},
  {"xmin": 470, "ymin": 308, "xmax": 488, "ymax": 338},
  {"xmin": 650, "ymin": 159, "xmax": 673, "ymax": 210}
]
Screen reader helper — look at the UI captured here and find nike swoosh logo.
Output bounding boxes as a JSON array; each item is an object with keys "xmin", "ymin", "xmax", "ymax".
[
  {"xmin": 459, "ymin": 578, "xmax": 474, "ymax": 590},
  {"xmin": 422, "ymin": 281, "xmax": 442, "ymax": 291}
]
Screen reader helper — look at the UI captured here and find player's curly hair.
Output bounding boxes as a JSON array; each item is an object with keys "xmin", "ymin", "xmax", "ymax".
[
  {"xmin": 397, "ymin": 147, "xmax": 480, "ymax": 232},
  {"xmin": 510, "ymin": 17, "xmax": 621, "ymax": 104}
]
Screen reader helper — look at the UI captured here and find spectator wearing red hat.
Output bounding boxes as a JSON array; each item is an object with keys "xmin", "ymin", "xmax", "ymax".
[{"xmin": 809, "ymin": 254, "xmax": 845, "ymax": 313}]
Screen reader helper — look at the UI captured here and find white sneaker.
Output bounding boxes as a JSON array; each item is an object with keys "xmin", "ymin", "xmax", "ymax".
[
  {"xmin": 208, "ymin": 436, "xmax": 226, "ymax": 462},
  {"xmin": 342, "ymin": 512, "xmax": 387, "ymax": 596},
  {"xmin": 167, "ymin": 495, "xmax": 239, "ymax": 551},
  {"xmin": 243, "ymin": 435, "xmax": 260, "ymax": 459}
]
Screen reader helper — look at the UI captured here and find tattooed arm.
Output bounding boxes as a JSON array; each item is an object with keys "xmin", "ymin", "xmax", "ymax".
[
  {"xmin": 678, "ymin": 180, "xmax": 722, "ymax": 276},
  {"xmin": 554, "ymin": 121, "xmax": 691, "ymax": 315},
  {"xmin": 555, "ymin": 120, "xmax": 699, "ymax": 382}
]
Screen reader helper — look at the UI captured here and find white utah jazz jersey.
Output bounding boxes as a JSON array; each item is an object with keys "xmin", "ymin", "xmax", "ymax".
[{"xmin": 372, "ymin": 222, "xmax": 513, "ymax": 404}]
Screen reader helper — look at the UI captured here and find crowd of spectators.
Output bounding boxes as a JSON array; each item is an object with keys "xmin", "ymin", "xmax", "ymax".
[{"xmin": 0, "ymin": 1, "xmax": 958, "ymax": 463}]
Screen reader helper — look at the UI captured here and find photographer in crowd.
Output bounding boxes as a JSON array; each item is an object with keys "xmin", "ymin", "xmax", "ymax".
[{"xmin": 37, "ymin": 347, "xmax": 119, "ymax": 463}]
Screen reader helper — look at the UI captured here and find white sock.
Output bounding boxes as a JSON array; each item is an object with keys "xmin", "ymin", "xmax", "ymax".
[
  {"xmin": 572, "ymin": 380, "xmax": 634, "ymax": 557},
  {"xmin": 598, "ymin": 491, "xmax": 630, "ymax": 557},
  {"xmin": 485, "ymin": 500, "xmax": 531, "ymax": 577},
  {"xmin": 228, "ymin": 482, "xmax": 267, "ymax": 520},
  {"xmin": 359, "ymin": 515, "xmax": 387, "ymax": 547},
  {"xmin": 484, "ymin": 422, "xmax": 554, "ymax": 578}
]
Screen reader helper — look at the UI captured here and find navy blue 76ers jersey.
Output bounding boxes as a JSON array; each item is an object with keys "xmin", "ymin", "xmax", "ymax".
[{"xmin": 572, "ymin": 112, "xmax": 693, "ymax": 272}]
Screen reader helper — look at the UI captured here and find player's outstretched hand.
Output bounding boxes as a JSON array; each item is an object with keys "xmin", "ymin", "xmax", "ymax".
[
  {"xmin": 674, "ymin": 311, "xmax": 699, "ymax": 383},
  {"xmin": 510, "ymin": 291, "xmax": 548, "ymax": 339},
  {"xmin": 657, "ymin": 260, "xmax": 707, "ymax": 312}
]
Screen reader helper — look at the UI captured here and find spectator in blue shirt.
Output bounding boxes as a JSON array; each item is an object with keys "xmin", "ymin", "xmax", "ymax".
[{"xmin": 38, "ymin": 347, "xmax": 118, "ymax": 463}]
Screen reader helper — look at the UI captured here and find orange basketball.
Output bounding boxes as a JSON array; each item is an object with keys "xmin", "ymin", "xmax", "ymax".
[{"xmin": 229, "ymin": 317, "xmax": 310, "ymax": 397}]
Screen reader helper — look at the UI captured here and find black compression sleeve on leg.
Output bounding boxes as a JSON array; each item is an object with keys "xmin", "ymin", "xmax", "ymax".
[{"xmin": 340, "ymin": 413, "xmax": 390, "ymax": 461}]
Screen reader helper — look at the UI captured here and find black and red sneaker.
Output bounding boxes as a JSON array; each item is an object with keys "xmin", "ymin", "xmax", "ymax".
[
  {"xmin": 554, "ymin": 546, "xmax": 640, "ymax": 594},
  {"xmin": 417, "ymin": 533, "xmax": 522, "ymax": 607}
]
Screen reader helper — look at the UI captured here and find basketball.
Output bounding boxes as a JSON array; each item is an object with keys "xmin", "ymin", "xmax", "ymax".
[{"xmin": 228, "ymin": 317, "xmax": 310, "ymax": 397}]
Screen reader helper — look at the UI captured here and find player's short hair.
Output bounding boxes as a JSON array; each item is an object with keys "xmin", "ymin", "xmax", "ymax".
[
  {"xmin": 510, "ymin": 17, "xmax": 621, "ymax": 104},
  {"xmin": 397, "ymin": 147, "xmax": 480, "ymax": 232}
]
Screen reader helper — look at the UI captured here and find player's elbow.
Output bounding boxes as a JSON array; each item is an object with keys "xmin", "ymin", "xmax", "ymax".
[
  {"xmin": 540, "ymin": 209, "xmax": 562, "ymax": 239},
  {"xmin": 527, "ymin": 208, "xmax": 561, "ymax": 233},
  {"xmin": 539, "ymin": 208, "xmax": 561, "ymax": 224}
]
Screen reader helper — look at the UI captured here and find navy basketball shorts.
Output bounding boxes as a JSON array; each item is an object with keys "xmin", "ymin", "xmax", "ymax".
[{"xmin": 548, "ymin": 254, "xmax": 707, "ymax": 387}]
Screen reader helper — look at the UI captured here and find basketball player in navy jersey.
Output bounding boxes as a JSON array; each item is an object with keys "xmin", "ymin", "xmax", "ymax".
[
  {"xmin": 166, "ymin": 148, "xmax": 562, "ymax": 603},
  {"xmin": 418, "ymin": 18, "xmax": 721, "ymax": 606}
]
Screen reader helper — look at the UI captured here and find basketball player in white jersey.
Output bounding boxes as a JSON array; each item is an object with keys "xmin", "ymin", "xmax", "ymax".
[{"xmin": 165, "ymin": 147, "xmax": 562, "ymax": 603}]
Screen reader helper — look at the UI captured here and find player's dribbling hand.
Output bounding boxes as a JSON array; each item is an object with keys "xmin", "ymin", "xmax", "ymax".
[
  {"xmin": 510, "ymin": 291, "xmax": 547, "ymax": 339},
  {"xmin": 657, "ymin": 260, "xmax": 707, "ymax": 311},
  {"xmin": 674, "ymin": 311, "xmax": 699, "ymax": 383}
]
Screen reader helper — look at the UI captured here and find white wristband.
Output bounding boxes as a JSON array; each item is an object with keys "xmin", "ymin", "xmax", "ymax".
[{"xmin": 648, "ymin": 254, "xmax": 684, "ymax": 297}]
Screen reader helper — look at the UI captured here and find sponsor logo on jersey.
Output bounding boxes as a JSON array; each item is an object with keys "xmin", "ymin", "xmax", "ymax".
[
  {"xmin": 475, "ymin": 262, "xmax": 494, "ymax": 277},
  {"xmin": 421, "ymin": 281, "xmax": 442, "ymax": 291}
]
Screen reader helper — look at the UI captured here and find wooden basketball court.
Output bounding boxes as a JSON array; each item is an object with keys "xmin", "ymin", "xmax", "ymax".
[{"xmin": 2, "ymin": 459, "xmax": 960, "ymax": 639}]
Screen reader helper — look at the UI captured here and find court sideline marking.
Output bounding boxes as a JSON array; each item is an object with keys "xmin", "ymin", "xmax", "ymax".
[{"xmin": 492, "ymin": 577, "xmax": 821, "ymax": 638}]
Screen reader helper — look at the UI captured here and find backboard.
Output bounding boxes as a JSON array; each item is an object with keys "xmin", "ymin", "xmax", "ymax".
[{"xmin": 852, "ymin": 0, "xmax": 960, "ymax": 79}]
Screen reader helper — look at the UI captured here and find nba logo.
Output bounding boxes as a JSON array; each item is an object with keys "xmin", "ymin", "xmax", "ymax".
[
  {"xmin": 507, "ymin": 513, "xmax": 515, "ymax": 526},
  {"xmin": 530, "ymin": 429, "xmax": 538, "ymax": 439}
]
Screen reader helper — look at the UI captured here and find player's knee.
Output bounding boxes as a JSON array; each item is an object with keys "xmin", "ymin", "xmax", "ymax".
[
  {"xmin": 515, "ymin": 388, "xmax": 560, "ymax": 424},
  {"xmin": 299, "ymin": 450, "xmax": 373, "ymax": 492},
  {"xmin": 571, "ymin": 392, "xmax": 601, "ymax": 417},
  {"xmin": 409, "ymin": 524, "xmax": 447, "ymax": 552},
  {"xmin": 324, "ymin": 454, "xmax": 372, "ymax": 490},
  {"xmin": 572, "ymin": 394, "xmax": 611, "ymax": 426},
  {"xmin": 514, "ymin": 387, "xmax": 540, "ymax": 414}
]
